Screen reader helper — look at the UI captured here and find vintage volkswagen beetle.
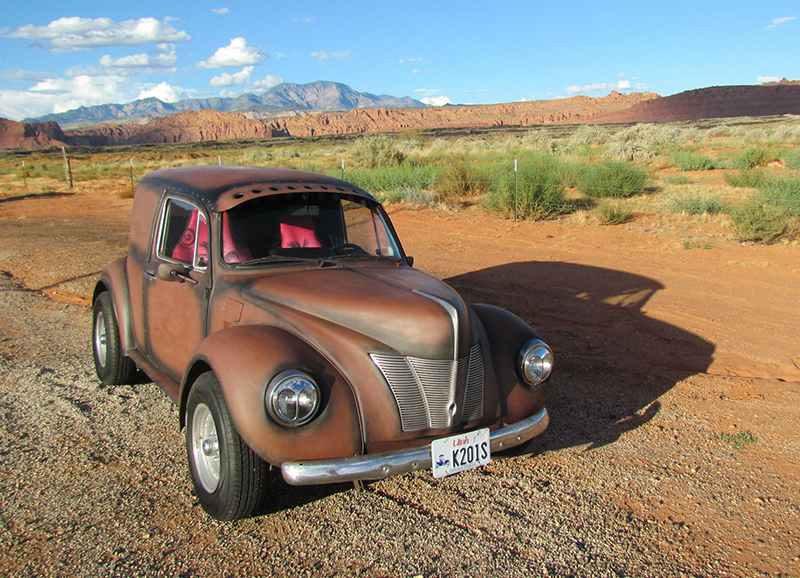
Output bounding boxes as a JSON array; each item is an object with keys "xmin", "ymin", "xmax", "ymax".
[{"xmin": 92, "ymin": 166, "xmax": 553, "ymax": 520}]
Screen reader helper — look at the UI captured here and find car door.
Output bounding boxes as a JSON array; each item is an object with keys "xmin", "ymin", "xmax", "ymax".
[{"xmin": 144, "ymin": 196, "xmax": 211, "ymax": 381}]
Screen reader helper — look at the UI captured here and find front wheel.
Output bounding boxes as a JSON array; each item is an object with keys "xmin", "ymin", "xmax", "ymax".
[
  {"xmin": 185, "ymin": 372, "xmax": 268, "ymax": 520},
  {"xmin": 92, "ymin": 292, "xmax": 136, "ymax": 385}
]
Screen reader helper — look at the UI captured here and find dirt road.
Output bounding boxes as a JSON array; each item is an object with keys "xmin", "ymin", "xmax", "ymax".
[{"xmin": 0, "ymin": 191, "xmax": 798, "ymax": 577}]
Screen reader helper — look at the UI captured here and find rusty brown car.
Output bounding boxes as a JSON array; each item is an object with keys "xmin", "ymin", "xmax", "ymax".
[{"xmin": 92, "ymin": 166, "xmax": 554, "ymax": 520}]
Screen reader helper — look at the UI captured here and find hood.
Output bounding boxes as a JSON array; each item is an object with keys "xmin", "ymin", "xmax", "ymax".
[{"xmin": 238, "ymin": 263, "xmax": 472, "ymax": 360}]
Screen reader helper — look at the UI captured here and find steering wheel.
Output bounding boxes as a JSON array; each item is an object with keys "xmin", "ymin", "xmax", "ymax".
[{"xmin": 332, "ymin": 243, "xmax": 368, "ymax": 255}]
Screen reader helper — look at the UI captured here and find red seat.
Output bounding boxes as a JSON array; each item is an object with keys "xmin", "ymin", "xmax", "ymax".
[
  {"xmin": 222, "ymin": 212, "xmax": 252, "ymax": 263},
  {"xmin": 280, "ymin": 216, "xmax": 321, "ymax": 248},
  {"xmin": 172, "ymin": 210, "xmax": 208, "ymax": 264}
]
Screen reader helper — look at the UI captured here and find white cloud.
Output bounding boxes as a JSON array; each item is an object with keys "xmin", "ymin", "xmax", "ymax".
[
  {"xmin": 137, "ymin": 81, "xmax": 183, "ymax": 102},
  {"xmin": 412, "ymin": 69, "xmax": 421, "ymax": 74},
  {"xmin": 414, "ymin": 88, "xmax": 444, "ymax": 96},
  {"xmin": 212, "ymin": 8, "xmax": 230, "ymax": 14},
  {"xmin": 0, "ymin": 69, "xmax": 51, "ymax": 82},
  {"xmin": 311, "ymin": 50, "xmax": 351, "ymax": 61},
  {"xmin": 292, "ymin": 18, "xmax": 313, "ymax": 23},
  {"xmin": 100, "ymin": 44, "xmax": 177, "ymax": 71},
  {"xmin": 199, "ymin": 38, "xmax": 267, "ymax": 69},
  {"xmin": 210, "ymin": 66, "xmax": 254, "ymax": 87},
  {"xmin": 757, "ymin": 75, "xmax": 782, "ymax": 83},
  {"xmin": 421, "ymin": 96, "xmax": 452, "ymax": 107},
  {"xmin": 6, "ymin": 17, "xmax": 190, "ymax": 51},
  {"xmin": 766, "ymin": 16, "xmax": 796, "ymax": 29},
  {"xmin": 399, "ymin": 58, "xmax": 423, "ymax": 64},
  {"xmin": 252, "ymin": 75, "xmax": 283, "ymax": 91},
  {"xmin": 565, "ymin": 79, "xmax": 649, "ymax": 95}
]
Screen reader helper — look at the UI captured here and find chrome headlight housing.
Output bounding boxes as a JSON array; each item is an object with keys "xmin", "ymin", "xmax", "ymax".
[
  {"xmin": 518, "ymin": 339, "xmax": 554, "ymax": 385},
  {"xmin": 265, "ymin": 370, "xmax": 321, "ymax": 427}
]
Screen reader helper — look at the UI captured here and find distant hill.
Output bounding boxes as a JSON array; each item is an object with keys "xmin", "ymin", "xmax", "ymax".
[
  {"xmin": 592, "ymin": 84, "xmax": 800, "ymax": 124},
  {"xmin": 25, "ymin": 81, "xmax": 424, "ymax": 127}
]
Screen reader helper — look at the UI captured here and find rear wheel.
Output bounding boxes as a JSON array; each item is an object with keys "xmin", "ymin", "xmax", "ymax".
[
  {"xmin": 185, "ymin": 372, "xmax": 268, "ymax": 521},
  {"xmin": 92, "ymin": 292, "xmax": 136, "ymax": 385}
]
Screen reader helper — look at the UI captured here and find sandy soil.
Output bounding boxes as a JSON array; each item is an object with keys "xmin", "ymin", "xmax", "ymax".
[{"xmin": 0, "ymin": 188, "xmax": 798, "ymax": 577}]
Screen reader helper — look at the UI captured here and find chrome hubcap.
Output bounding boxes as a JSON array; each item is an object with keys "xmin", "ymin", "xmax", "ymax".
[
  {"xmin": 191, "ymin": 403, "xmax": 220, "ymax": 493},
  {"xmin": 94, "ymin": 311, "xmax": 107, "ymax": 369}
]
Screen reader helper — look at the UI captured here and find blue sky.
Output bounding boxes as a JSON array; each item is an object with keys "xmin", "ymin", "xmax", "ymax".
[{"xmin": 0, "ymin": 1, "xmax": 797, "ymax": 121}]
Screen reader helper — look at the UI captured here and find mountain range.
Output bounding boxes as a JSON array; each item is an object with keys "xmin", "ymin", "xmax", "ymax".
[{"xmin": 25, "ymin": 81, "xmax": 424, "ymax": 126}]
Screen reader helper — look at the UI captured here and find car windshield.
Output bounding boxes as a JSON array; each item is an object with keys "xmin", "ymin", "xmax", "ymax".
[{"xmin": 221, "ymin": 192, "xmax": 402, "ymax": 265}]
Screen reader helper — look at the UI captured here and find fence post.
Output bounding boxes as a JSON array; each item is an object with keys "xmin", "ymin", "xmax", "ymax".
[
  {"xmin": 22, "ymin": 160, "xmax": 27, "ymax": 188},
  {"xmin": 341, "ymin": 159, "xmax": 345, "ymax": 180},
  {"xmin": 129, "ymin": 158, "xmax": 135, "ymax": 195},
  {"xmin": 514, "ymin": 158, "xmax": 518, "ymax": 222},
  {"xmin": 62, "ymin": 147, "xmax": 73, "ymax": 189}
]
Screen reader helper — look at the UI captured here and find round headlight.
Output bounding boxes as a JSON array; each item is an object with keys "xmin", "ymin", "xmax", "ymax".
[
  {"xmin": 518, "ymin": 339, "xmax": 554, "ymax": 385},
  {"xmin": 266, "ymin": 370, "xmax": 320, "ymax": 427}
]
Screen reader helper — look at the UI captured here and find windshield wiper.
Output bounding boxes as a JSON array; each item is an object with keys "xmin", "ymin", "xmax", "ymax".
[{"xmin": 237, "ymin": 255, "xmax": 321, "ymax": 266}]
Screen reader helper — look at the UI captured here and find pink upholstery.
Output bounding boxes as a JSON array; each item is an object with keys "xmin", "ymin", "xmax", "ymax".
[
  {"xmin": 222, "ymin": 212, "xmax": 252, "ymax": 263},
  {"xmin": 280, "ymin": 217, "xmax": 322, "ymax": 248},
  {"xmin": 172, "ymin": 209, "xmax": 208, "ymax": 264}
]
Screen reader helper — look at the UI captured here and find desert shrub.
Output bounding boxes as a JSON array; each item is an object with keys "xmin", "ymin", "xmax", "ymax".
[
  {"xmin": 344, "ymin": 164, "xmax": 439, "ymax": 199},
  {"xmin": 349, "ymin": 135, "xmax": 405, "ymax": 168},
  {"xmin": 761, "ymin": 176, "xmax": 800, "ymax": 216},
  {"xmin": 725, "ymin": 170, "xmax": 768, "ymax": 189},
  {"xmin": 568, "ymin": 125, "xmax": 611, "ymax": 147},
  {"xmin": 604, "ymin": 142, "xmax": 656, "ymax": 163},
  {"xmin": 670, "ymin": 194, "xmax": 727, "ymax": 215},
  {"xmin": 435, "ymin": 162, "xmax": 487, "ymax": 204},
  {"xmin": 485, "ymin": 155, "xmax": 574, "ymax": 220},
  {"xmin": 672, "ymin": 150, "xmax": 715, "ymax": 171},
  {"xmin": 665, "ymin": 174, "xmax": 691, "ymax": 185},
  {"xmin": 597, "ymin": 202, "xmax": 631, "ymax": 225},
  {"xmin": 724, "ymin": 147, "xmax": 773, "ymax": 170},
  {"xmin": 779, "ymin": 149, "xmax": 800, "ymax": 169},
  {"xmin": 519, "ymin": 131, "xmax": 558, "ymax": 154},
  {"xmin": 578, "ymin": 161, "xmax": 647, "ymax": 198},
  {"xmin": 728, "ymin": 198, "xmax": 794, "ymax": 244}
]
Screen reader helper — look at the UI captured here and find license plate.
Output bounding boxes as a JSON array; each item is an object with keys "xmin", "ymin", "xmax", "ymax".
[{"xmin": 431, "ymin": 428, "xmax": 491, "ymax": 479}]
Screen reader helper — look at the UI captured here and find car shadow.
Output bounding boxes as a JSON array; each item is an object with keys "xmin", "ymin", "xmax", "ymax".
[{"xmin": 445, "ymin": 261, "xmax": 715, "ymax": 453}]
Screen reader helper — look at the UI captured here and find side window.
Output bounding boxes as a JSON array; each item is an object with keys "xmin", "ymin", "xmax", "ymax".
[{"xmin": 158, "ymin": 198, "xmax": 208, "ymax": 268}]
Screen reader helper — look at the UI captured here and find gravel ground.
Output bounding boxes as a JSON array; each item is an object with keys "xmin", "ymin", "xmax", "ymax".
[
  {"xmin": 0, "ymin": 272, "xmax": 787, "ymax": 578},
  {"xmin": 1, "ymin": 192, "xmax": 798, "ymax": 577}
]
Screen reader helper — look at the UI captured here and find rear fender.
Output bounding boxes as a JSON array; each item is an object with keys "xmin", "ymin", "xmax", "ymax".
[
  {"xmin": 180, "ymin": 325, "xmax": 362, "ymax": 466},
  {"xmin": 93, "ymin": 257, "xmax": 134, "ymax": 353},
  {"xmin": 470, "ymin": 304, "xmax": 550, "ymax": 423}
]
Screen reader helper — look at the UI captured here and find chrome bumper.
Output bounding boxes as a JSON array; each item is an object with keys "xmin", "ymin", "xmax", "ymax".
[{"xmin": 281, "ymin": 407, "xmax": 549, "ymax": 486}]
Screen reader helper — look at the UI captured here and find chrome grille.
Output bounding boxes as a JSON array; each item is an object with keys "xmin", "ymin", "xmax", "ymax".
[{"xmin": 371, "ymin": 341, "xmax": 485, "ymax": 432}]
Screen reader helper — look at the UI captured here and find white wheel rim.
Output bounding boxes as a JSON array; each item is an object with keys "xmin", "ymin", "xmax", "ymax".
[
  {"xmin": 94, "ymin": 310, "xmax": 108, "ymax": 369},
  {"xmin": 191, "ymin": 403, "xmax": 220, "ymax": 493}
]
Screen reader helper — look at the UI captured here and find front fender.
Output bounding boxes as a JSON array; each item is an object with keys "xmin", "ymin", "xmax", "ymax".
[
  {"xmin": 181, "ymin": 325, "xmax": 362, "ymax": 466},
  {"xmin": 470, "ymin": 304, "xmax": 550, "ymax": 423}
]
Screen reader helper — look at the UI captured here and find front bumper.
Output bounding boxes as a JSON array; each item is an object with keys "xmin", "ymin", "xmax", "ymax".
[{"xmin": 281, "ymin": 407, "xmax": 549, "ymax": 485}]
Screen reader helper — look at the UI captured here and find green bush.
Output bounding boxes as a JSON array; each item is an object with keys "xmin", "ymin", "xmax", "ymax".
[
  {"xmin": 435, "ymin": 162, "xmax": 487, "ymax": 204},
  {"xmin": 578, "ymin": 161, "xmax": 647, "ymax": 198},
  {"xmin": 672, "ymin": 150, "xmax": 715, "ymax": 171},
  {"xmin": 485, "ymin": 156, "xmax": 574, "ymax": 220},
  {"xmin": 779, "ymin": 149, "xmax": 800, "ymax": 169},
  {"xmin": 604, "ymin": 142, "xmax": 656, "ymax": 163},
  {"xmin": 728, "ymin": 198, "xmax": 794, "ymax": 244},
  {"xmin": 343, "ymin": 164, "xmax": 439, "ymax": 201},
  {"xmin": 349, "ymin": 135, "xmax": 405, "ymax": 169},
  {"xmin": 725, "ymin": 170, "xmax": 768, "ymax": 189},
  {"xmin": 597, "ymin": 202, "xmax": 630, "ymax": 225},
  {"xmin": 761, "ymin": 176, "xmax": 800, "ymax": 217},
  {"xmin": 665, "ymin": 174, "xmax": 691, "ymax": 185},
  {"xmin": 725, "ymin": 147, "xmax": 773, "ymax": 170},
  {"xmin": 670, "ymin": 194, "xmax": 727, "ymax": 215}
]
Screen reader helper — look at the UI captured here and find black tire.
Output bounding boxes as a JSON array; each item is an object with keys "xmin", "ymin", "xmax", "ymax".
[
  {"xmin": 185, "ymin": 372, "xmax": 268, "ymax": 521},
  {"xmin": 92, "ymin": 292, "xmax": 136, "ymax": 385}
]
